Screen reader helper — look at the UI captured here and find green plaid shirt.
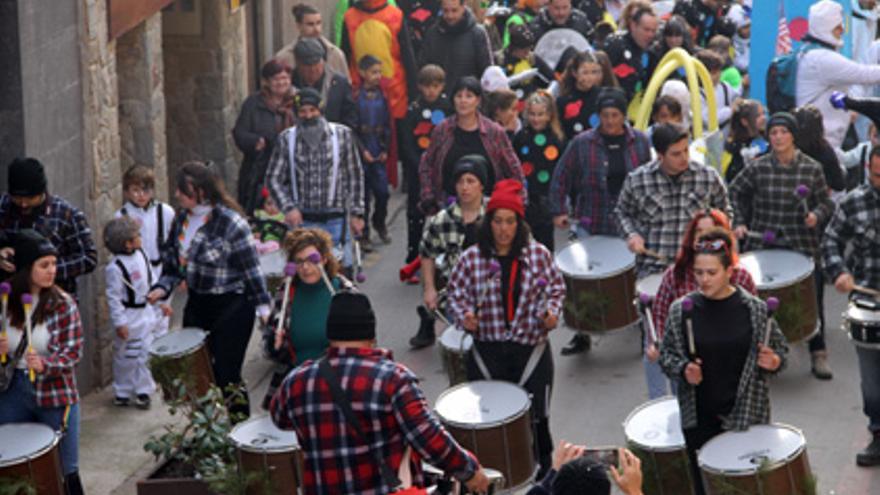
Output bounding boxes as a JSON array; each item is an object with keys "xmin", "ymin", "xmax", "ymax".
[{"xmin": 659, "ymin": 288, "xmax": 789, "ymax": 431}]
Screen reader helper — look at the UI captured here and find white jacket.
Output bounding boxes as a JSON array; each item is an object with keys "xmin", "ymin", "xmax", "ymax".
[{"xmin": 797, "ymin": 46, "xmax": 880, "ymax": 148}]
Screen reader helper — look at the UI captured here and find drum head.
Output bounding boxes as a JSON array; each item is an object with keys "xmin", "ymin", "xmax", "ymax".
[
  {"xmin": 555, "ymin": 236, "xmax": 635, "ymax": 279},
  {"xmin": 623, "ymin": 397, "xmax": 684, "ymax": 450},
  {"xmin": 636, "ymin": 274, "xmax": 664, "ymax": 298},
  {"xmin": 439, "ymin": 326, "xmax": 473, "ymax": 352},
  {"xmin": 698, "ymin": 424, "xmax": 805, "ymax": 474},
  {"xmin": 150, "ymin": 328, "xmax": 207, "ymax": 358},
  {"xmin": 229, "ymin": 415, "xmax": 299, "ymax": 454},
  {"xmin": 435, "ymin": 380, "xmax": 530, "ymax": 428},
  {"xmin": 534, "ymin": 28, "xmax": 591, "ymax": 72},
  {"xmin": 259, "ymin": 249, "xmax": 288, "ymax": 277},
  {"xmin": 739, "ymin": 250, "xmax": 814, "ymax": 290},
  {"xmin": 849, "ymin": 299, "xmax": 880, "ymax": 324},
  {"xmin": 0, "ymin": 423, "xmax": 58, "ymax": 467}
]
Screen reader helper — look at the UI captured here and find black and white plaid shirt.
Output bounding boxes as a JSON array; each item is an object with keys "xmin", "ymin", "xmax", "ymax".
[
  {"xmin": 823, "ymin": 184, "xmax": 880, "ymax": 288},
  {"xmin": 419, "ymin": 201, "xmax": 485, "ymax": 281},
  {"xmin": 614, "ymin": 160, "xmax": 731, "ymax": 277},
  {"xmin": 729, "ymin": 151, "xmax": 834, "ymax": 258}
]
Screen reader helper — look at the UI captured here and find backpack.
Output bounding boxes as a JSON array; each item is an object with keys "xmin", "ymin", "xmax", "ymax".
[{"xmin": 765, "ymin": 43, "xmax": 820, "ymax": 114}]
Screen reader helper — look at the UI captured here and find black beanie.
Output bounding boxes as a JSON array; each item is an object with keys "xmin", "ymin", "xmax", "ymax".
[
  {"xmin": 767, "ymin": 112, "xmax": 799, "ymax": 136},
  {"xmin": 294, "ymin": 87, "xmax": 323, "ymax": 111},
  {"xmin": 551, "ymin": 457, "xmax": 611, "ymax": 495},
  {"xmin": 452, "ymin": 155, "xmax": 489, "ymax": 189},
  {"xmin": 13, "ymin": 229, "xmax": 57, "ymax": 273},
  {"xmin": 326, "ymin": 291, "xmax": 376, "ymax": 341},
  {"xmin": 8, "ymin": 158, "xmax": 48, "ymax": 197},
  {"xmin": 596, "ymin": 87, "xmax": 628, "ymax": 114}
]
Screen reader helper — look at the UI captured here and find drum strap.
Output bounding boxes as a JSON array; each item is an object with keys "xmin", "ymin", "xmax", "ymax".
[
  {"xmin": 518, "ymin": 341, "xmax": 546, "ymax": 387},
  {"xmin": 470, "ymin": 345, "xmax": 493, "ymax": 380},
  {"xmin": 317, "ymin": 359, "xmax": 405, "ymax": 490}
]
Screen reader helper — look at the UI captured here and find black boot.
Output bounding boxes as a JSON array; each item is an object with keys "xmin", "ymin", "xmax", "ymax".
[
  {"xmin": 410, "ymin": 306, "xmax": 437, "ymax": 349},
  {"xmin": 561, "ymin": 333, "xmax": 591, "ymax": 355},
  {"xmin": 65, "ymin": 471, "xmax": 84, "ymax": 495},
  {"xmin": 857, "ymin": 433, "xmax": 880, "ymax": 467}
]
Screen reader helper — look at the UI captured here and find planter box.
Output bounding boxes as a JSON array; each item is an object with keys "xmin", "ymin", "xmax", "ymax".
[{"xmin": 136, "ymin": 459, "xmax": 216, "ymax": 495}]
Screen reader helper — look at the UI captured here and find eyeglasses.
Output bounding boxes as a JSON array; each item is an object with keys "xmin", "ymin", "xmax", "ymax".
[{"xmin": 695, "ymin": 239, "xmax": 730, "ymax": 256}]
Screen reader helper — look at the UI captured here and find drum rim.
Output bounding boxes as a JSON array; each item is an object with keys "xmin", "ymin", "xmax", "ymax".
[
  {"xmin": 844, "ymin": 319, "xmax": 880, "ymax": 349},
  {"xmin": 556, "ymin": 236, "xmax": 636, "ymax": 279},
  {"xmin": 434, "ymin": 380, "xmax": 532, "ymax": 428},
  {"xmin": 149, "ymin": 328, "xmax": 208, "ymax": 359},
  {"xmin": 740, "ymin": 250, "xmax": 815, "ymax": 290},
  {"xmin": 0, "ymin": 423, "xmax": 60, "ymax": 467},
  {"xmin": 697, "ymin": 423, "xmax": 806, "ymax": 475},
  {"xmin": 622, "ymin": 396, "xmax": 686, "ymax": 451},
  {"xmin": 438, "ymin": 327, "xmax": 474, "ymax": 350},
  {"xmin": 228, "ymin": 416, "xmax": 300, "ymax": 454}
]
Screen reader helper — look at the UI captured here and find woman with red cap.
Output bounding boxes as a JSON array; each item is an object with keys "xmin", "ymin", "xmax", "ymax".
[{"xmin": 447, "ymin": 178, "xmax": 566, "ymax": 480}]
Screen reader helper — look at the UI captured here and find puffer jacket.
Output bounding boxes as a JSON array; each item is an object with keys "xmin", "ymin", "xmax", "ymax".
[
  {"xmin": 420, "ymin": 8, "xmax": 493, "ymax": 94},
  {"xmin": 529, "ymin": 7, "xmax": 594, "ymax": 44}
]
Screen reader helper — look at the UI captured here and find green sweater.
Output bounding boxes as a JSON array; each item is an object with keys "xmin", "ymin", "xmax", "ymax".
[{"xmin": 288, "ymin": 277, "xmax": 340, "ymax": 366}]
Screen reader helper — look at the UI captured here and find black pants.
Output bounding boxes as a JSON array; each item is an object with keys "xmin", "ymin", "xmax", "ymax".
[
  {"xmin": 526, "ymin": 200, "xmax": 554, "ymax": 253},
  {"xmin": 183, "ymin": 291, "xmax": 255, "ymax": 420},
  {"xmin": 683, "ymin": 419, "xmax": 724, "ymax": 495},
  {"xmin": 809, "ymin": 269, "xmax": 826, "ymax": 353},
  {"xmin": 404, "ymin": 155, "xmax": 425, "ymax": 263},
  {"xmin": 466, "ymin": 340, "xmax": 554, "ymax": 476}
]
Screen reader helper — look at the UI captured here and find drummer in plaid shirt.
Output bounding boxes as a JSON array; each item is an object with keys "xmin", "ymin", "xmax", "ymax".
[
  {"xmin": 822, "ymin": 147, "xmax": 880, "ymax": 466},
  {"xmin": 270, "ymin": 291, "xmax": 490, "ymax": 494},
  {"xmin": 728, "ymin": 112, "xmax": 836, "ymax": 380},
  {"xmin": 614, "ymin": 124, "xmax": 731, "ymax": 279},
  {"xmin": 447, "ymin": 179, "xmax": 566, "ymax": 479}
]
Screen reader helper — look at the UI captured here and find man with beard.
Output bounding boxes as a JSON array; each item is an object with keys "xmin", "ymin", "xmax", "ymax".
[
  {"xmin": 291, "ymin": 38, "xmax": 358, "ymax": 129},
  {"xmin": 0, "ymin": 157, "xmax": 97, "ymax": 296},
  {"xmin": 266, "ymin": 88, "xmax": 366, "ymax": 265}
]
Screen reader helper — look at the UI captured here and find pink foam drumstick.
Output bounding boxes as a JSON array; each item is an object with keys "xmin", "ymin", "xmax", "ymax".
[
  {"xmin": 763, "ymin": 297, "xmax": 780, "ymax": 348},
  {"xmin": 274, "ymin": 263, "xmax": 298, "ymax": 348},
  {"xmin": 446, "ymin": 196, "xmax": 457, "ymax": 207},
  {"xmin": 308, "ymin": 252, "xmax": 336, "ymax": 295},
  {"xmin": 681, "ymin": 297, "xmax": 696, "ymax": 358},
  {"xmin": 640, "ymin": 293, "xmax": 659, "ymax": 344},
  {"xmin": 578, "ymin": 217, "xmax": 592, "ymax": 230},
  {"xmin": 22, "ymin": 293, "xmax": 34, "ymax": 382},
  {"xmin": 0, "ymin": 282, "xmax": 9, "ymax": 364}
]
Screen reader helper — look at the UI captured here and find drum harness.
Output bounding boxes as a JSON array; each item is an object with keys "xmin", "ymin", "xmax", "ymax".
[
  {"xmin": 114, "ymin": 248, "xmax": 153, "ymax": 309},
  {"xmin": 120, "ymin": 204, "xmax": 165, "ymax": 267}
]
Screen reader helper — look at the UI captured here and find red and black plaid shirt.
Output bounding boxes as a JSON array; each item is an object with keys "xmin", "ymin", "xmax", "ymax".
[{"xmin": 270, "ymin": 347, "xmax": 479, "ymax": 495}]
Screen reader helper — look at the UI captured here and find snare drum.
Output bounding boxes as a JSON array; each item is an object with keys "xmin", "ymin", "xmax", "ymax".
[
  {"xmin": 636, "ymin": 274, "xmax": 664, "ymax": 300},
  {"xmin": 149, "ymin": 328, "xmax": 216, "ymax": 400},
  {"xmin": 623, "ymin": 397, "xmax": 694, "ymax": 495},
  {"xmin": 739, "ymin": 250, "xmax": 818, "ymax": 343},
  {"xmin": 698, "ymin": 423, "xmax": 813, "ymax": 495},
  {"xmin": 435, "ymin": 380, "xmax": 535, "ymax": 490},
  {"xmin": 842, "ymin": 298, "xmax": 880, "ymax": 350},
  {"xmin": 555, "ymin": 236, "xmax": 638, "ymax": 332},
  {"xmin": 0, "ymin": 423, "xmax": 64, "ymax": 495},
  {"xmin": 438, "ymin": 326, "xmax": 473, "ymax": 386},
  {"xmin": 259, "ymin": 249, "xmax": 288, "ymax": 293},
  {"xmin": 229, "ymin": 415, "xmax": 303, "ymax": 495}
]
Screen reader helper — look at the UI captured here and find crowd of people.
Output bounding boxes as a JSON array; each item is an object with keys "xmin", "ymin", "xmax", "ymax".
[{"xmin": 3, "ymin": 0, "xmax": 880, "ymax": 494}]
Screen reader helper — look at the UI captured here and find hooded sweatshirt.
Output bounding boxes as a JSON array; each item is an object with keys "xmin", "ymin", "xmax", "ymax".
[
  {"xmin": 420, "ymin": 8, "xmax": 494, "ymax": 94},
  {"xmin": 797, "ymin": 0, "xmax": 880, "ymax": 148}
]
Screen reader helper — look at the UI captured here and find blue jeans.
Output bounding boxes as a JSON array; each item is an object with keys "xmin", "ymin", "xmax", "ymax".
[
  {"xmin": 856, "ymin": 346, "xmax": 880, "ymax": 433},
  {"xmin": 301, "ymin": 216, "xmax": 352, "ymax": 266},
  {"xmin": 0, "ymin": 370, "xmax": 80, "ymax": 475}
]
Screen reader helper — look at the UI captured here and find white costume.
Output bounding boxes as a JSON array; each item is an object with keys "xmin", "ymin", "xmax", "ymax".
[
  {"xmin": 105, "ymin": 249, "xmax": 162, "ymax": 398},
  {"xmin": 116, "ymin": 200, "xmax": 174, "ymax": 336}
]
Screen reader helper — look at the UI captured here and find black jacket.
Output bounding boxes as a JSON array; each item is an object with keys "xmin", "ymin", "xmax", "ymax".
[
  {"xmin": 602, "ymin": 31, "xmax": 655, "ymax": 100},
  {"xmin": 292, "ymin": 70, "xmax": 358, "ymax": 131},
  {"xmin": 529, "ymin": 8, "xmax": 594, "ymax": 44},
  {"xmin": 420, "ymin": 9, "xmax": 494, "ymax": 94}
]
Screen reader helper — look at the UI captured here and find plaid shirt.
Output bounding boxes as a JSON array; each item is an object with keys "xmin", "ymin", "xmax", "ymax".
[
  {"xmin": 0, "ymin": 195, "xmax": 97, "ymax": 294},
  {"xmin": 155, "ymin": 205, "xmax": 271, "ymax": 307},
  {"xmin": 659, "ymin": 288, "xmax": 788, "ymax": 431},
  {"xmin": 728, "ymin": 151, "xmax": 834, "ymax": 258},
  {"xmin": 651, "ymin": 266, "xmax": 757, "ymax": 341},
  {"xmin": 270, "ymin": 347, "xmax": 480, "ymax": 495},
  {"xmin": 266, "ymin": 118, "xmax": 365, "ymax": 216},
  {"xmin": 614, "ymin": 160, "xmax": 731, "ymax": 277},
  {"xmin": 419, "ymin": 201, "xmax": 485, "ymax": 280},
  {"xmin": 823, "ymin": 184, "xmax": 880, "ymax": 288},
  {"xmin": 549, "ymin": 126, "xmax": 652, "ymax": 235},
  {"xmin": 0, "ymin": 291, "xmax": 84, "ymax": 407},
  {"xmin": 418, "ymin": 114, "xmax": 524, "ymax": 214},
  {"xmin": 447, "ymin": 241, "xmax": 566, "ymax": 345}
]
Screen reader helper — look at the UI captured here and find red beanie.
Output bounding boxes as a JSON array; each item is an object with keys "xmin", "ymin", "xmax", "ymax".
[{"xmin": 487, "ymin": 179, "xmax": 525, "ymax": 217}]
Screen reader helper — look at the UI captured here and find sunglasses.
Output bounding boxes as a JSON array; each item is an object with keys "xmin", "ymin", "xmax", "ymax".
[{"xmin": 695, "ymin": 239, "xmax": 730, "ymax": 256}]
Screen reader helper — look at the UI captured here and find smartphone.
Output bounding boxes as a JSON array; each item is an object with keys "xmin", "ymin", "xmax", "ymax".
[{"xmin": 582, "ymin": 447, "xmax": 619, "ymax": 468}]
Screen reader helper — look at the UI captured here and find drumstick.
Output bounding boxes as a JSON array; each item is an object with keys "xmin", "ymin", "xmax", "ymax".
[
  {"xmin": 568, "ymin": 217, "xmax": 591, "ymax": 241},
  {"xmin": 763, "ymin": 297, "xmax": 780, "ymax": 348},
  {"xmin": 0, "ymin": 282, "xmax": 9, "ymax": 364},
  {"xmin": 22, "ymin": 293, "xmax": 34, "ymax": 382},
  {"xmin": 853, "ymin": 284, "xmax": 880, "ymax": 298},
  {"xmin": 681, "ymin": 297, "xmax": 696, "ymax": 358},
  {"xmin": 307, "ymin": 252, "xmax": 336, "ymax": 295},
  {"xmin": 641, "ymin": 248, "xmax": 668, "ymax": 263},
  {"xmin": 477, "ymin": 259, "xmax": 501, "ymax": 310},
  {"xmin": 795, "ymin": 184, "xmax": 810, "ymax": 216},
  {"xmin": 353, "ymin": 239, "xmax": 366, "ymax": 283},
  {"xmin": 639, "ymin": 292, "xmax": 659, "ymax": 345},
  {"xmin": 746, "ymin": 229, "xmax": 777, "ymax": 245},
  {"xmin": 535, "ymin": 277, "xmax": 549, "ymax": 319},
  {"xmin": 274, "ymin": 262, "xmax": 297, "ymax": 350}
]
